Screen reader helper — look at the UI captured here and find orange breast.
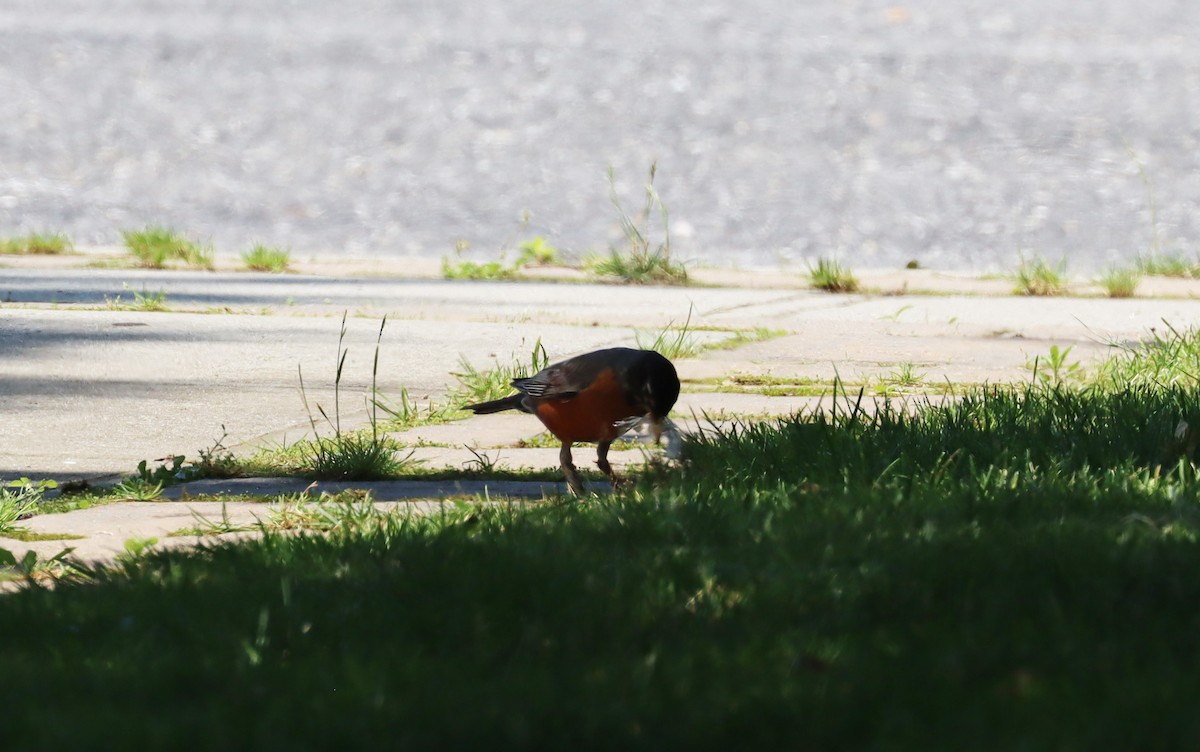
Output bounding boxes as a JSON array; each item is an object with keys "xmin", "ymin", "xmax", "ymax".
[{"xmin": 533, "ymin": 367, "xmax": 638, "ymax": 443}]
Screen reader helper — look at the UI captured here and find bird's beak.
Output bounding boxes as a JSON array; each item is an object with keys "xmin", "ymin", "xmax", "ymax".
[
  {"xmin": 650, "ymin": 415, "xmax": 664, "ymax": 444},
  {"xmin": 648, "ymin": 416, "xmax": 682, "ymax": 460}
]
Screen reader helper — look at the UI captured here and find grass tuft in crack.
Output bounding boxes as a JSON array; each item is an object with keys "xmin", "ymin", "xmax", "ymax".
[
  {"xmin": 0, "ymin": 479, "xmax": 55, "ymax": 536},
  {"xmin": 808, "ymin": 257, "xmax": 859, "ymax": 293},
  {"xmin": 447, "ymin": 339, "xmax": 549, "ymax": 406},
  {"xmin": 241, "ymin": 244, "xmax": 291, "ymax": 272},
  {"xmin": 122, "ymin": 225, "xmax": 214, "ymax": 270},
  {"xmin": 586, "ymin": 162, "xmax": 689, "ymax": 285},
  {"xmin": 1098, "ymin": 266, "xmax": 1141, "ymax": 298},
  {"xmin": 298, "ymin": 314, "xmax": 411, "ymax": 480},
  {"xmin": 0, "ymin": 232, "xmax": 73, "ymax": 255},
  {"xmin": 1013, "ymin": 254, "xmax": 1068, "ymax": 296},
  {"xmin": 635, "ymin": 306, "xmax": 702, "ymax": 359},
  {"xmin": 1136, "ymin": 253, "xmax": 1200, "ymax": 279}
]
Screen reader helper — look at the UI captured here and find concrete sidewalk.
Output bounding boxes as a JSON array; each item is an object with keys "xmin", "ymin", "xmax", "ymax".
[{"xmin": 4, "ymin": 263, "xmax": 1200, "ymax": 568}]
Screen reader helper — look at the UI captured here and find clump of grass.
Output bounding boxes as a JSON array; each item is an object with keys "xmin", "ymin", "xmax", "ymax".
[
  {"xmin": 442, "ymin": 233, "xmax": 568, "ymax": 281},
  {"xmin": 0, "ymin": 232, "xmax": 73, "ymax": 255},
  {"xmin": 635, "ymin": 307, "xmax": 702, "ymax": 359},
  {"xmin": 516, "ymin": 236, "xmax": 562, "ymax": 266},
  {"xmin": 0, "ymin": 479, "xmax": 55, "ymax": 535},
  {"xmin": 0, "ymin": 545, "xmax": 79, "ymax": 581},
  {"xmin": 1013, "ymin": 254, "xmax": 1068, "ymax": 296},
  {"xmin": 241, "ymin": 244, "xmax": 291, "ymax": 272},
  {"xmin": 121, "ymin": 226, "xmax": 214, "ymax": 270},
  {"xmin": 1095, "ymin": 322, "xmax": 1200, "ymax": 389},
  {"xmin": 298, "ymin": 314, "xmax": 411, "ymax": 480},
  {"xmin": 376, "ymin": 341, "xmax": 553, "ymax": 432},
  {"xmin": 1098, "ymin": 266, "xmax": 1141, "ymax": 298},
  {"xmin": 263, "ymin": 490, "xmax": 386, "ymax": 533},
  {"xmin": 110, "ymin": 478, "xmax": 165, "ymax": 501},
  {"xmin": 585, "ymin": 163, "xmax": 689, "ymax": 285},
  {"xmin": 807, "ymin": 257, "xmax": 859, "ymax": 293},
  {"xmin": 706, "ymin": 326, "xmax": 787, "ymax": 351},
  {"xmin": 171, "ymin": 503, "xmax": 250, "ymax": 537},
  {"xmin": 105, "ymin": 284, "xmax": 169, "ymax": 312},
  {"xmin": 1135, "ymin": 253, "xmax": 1200, "ymax": 278},
  {"xmin": 887, "ymin": 361, "xmax": 926, "ymax": 387},
  {"xmin": 872, "ymin": 363, "xmax": 927, "ymax": 396},
  {"xmin": 448, "ymin": 339, "xmax": 549, "ymax": 407},
  {"xmin": 374, "ymin": 384, "xmax": 466, "ymax": 432},
  {"xmin": 1026, "ymin": 344, "xmax": 1084, "ymax": 389},
  {"xmin": 441, "ymin": 256, "xmax": 521, "ymax": 281}
]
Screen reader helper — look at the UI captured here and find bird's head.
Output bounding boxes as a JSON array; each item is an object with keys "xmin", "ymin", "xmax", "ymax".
[{"xmin": 635, "ymin": 350, "xmax": 681, "ymax": 442}]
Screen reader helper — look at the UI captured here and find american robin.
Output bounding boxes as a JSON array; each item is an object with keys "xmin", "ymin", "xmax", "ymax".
[{"xmin": 464, "ymin": 347, "xmax": 681, "ymax": 495}]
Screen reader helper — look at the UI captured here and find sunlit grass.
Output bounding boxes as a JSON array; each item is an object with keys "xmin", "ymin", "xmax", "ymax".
[
  {"xmin": 1098, "ymin": 266, "xmax": 1141, "ymax": 298},
  {"xmin": 1013, "ymin": 254, "xmax": 1068, "ymax": 296},
  {"xmin": 807, "ymin": 257, "xmax": 859, "ymax": 293},
  {"xmin": 0, "ymin": 232, "xmax": 73, "ymax": 255},
  {"xmin": 241, "ymin": 244, "xmax": 291, "ymax": 272},
  {"xmin": 121, "ymin": 226, "xmax": 214, "ymax": 270}
]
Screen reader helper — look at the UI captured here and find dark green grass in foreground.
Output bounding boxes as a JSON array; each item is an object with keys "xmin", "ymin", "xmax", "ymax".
[{"xmin": 7, "ymin": 385, "xmax": 1200, "ymax": 747}]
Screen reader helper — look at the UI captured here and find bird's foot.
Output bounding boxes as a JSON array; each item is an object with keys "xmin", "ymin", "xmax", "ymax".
[{"xmin": 562, "ymin": 463, "xmax": 586, "ymax": 496}]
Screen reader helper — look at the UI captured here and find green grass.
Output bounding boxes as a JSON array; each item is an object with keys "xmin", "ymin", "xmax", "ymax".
[
  {"xmin": 586, "ymin": 248, "xmax": 689, "ymax": 285},
  {"xmin": 259, "ymin": 491, "xmax": 392, "ymax": 533},
  {"xmin": 585, "ymin": 163, "xmax": 689, "ymax": 285},
  {"xmin": 13, "ymin": 329, "xmax": 1200, "ymax": 746},
  {"xmin": 807, "ymin": 257, "xmax": 859, "ymax": 293},
  {"xmin": 691, "ymin": 372, "xmax": 969, "ymax": 398},
  {"xmin": 0, "ymin": 232, "xmax": 73, "ymax": 255},
  {"xmin": 1026, "ymin": 344, "xmax": 1085, "ymax": 389},
  {"xmin": 1095, "ymin": 322, "xmax": 1200, "ymax": 389},
  {"xmin": 1136, "ymin": 253, "xmax": 1200, "ymax": 278},
  {"xmin": 446, "ymin": 339, "xmax": 550, "ymax": 407},
  {"xmin": 441, "ymin": 237, "xmax": 564, "ymax": 281},
  {"xmin": 241, "ymin": 244, "xmax": 291, "ymax": 272},
  {"xmin": 121, "ymin": 226, "xmax": 214, "ymax": 270},
  {"xmin": 1, "ymin": 530, "xmax": 85, "ymax": 542},
  {"xmin": 8, "ymin": 376, "xmax": 1200, "ymax": 745},
  {"xmin": 1098, "ymin": 265, "xmax": 1141, "ymax": 298},
  {"xmin": 0, "ymin": 480, "xmax": 48, "ymax": 535},
  {"xmin": 297, "ymin": 315, "xmax": 412, "ymax": 480},
  {"xmin": 513, "ymin": 432, "xmax": 644, "ymax": 451},
  {"xmin": 1013, "ymin": 254, "xmax": 1068, "ymax": 296},
  {"xmin": 690, "ymin": 373, "xmax": 834, "ymax": 397},
  {"xmin": 707, "ymin": 326, "xmax": 787, "ymax": 351},
  {"xmin": 441, "ymin": 256, "xmax": 521, "ymax": 281},
  {"xmin": 105, "ymin": 284, "xmax": 169, "ymax": 312},
  {"xmin": 634, "ymin": 307, "xmax": 702, "ymax": 359},
  {"xmin": 233, "ymin": 338, "xmax": 551, "ymax": 477},
  {"xmin": 872, "ymin": 361, "xmax": 928, "ymax": 395},
  {"xmin": 516, "ymin": 236, "xmax": 563, "ymax": 266}
]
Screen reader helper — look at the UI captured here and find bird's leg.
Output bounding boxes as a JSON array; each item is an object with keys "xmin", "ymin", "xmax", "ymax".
[
  {"xmin": 559, "ymin": 442, "xmax": 585, "ymax": 496},
  {"xmin": 596, "ymin": 440, "xmax": 621, "ymax": 489}
]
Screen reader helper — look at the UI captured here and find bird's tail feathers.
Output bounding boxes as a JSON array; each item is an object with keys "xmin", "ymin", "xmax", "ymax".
[{"xmin": 463, "ymin": 394, "xmax": 524, "ymax": 414}]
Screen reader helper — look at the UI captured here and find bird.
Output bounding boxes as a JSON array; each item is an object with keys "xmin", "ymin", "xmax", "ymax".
[{"xmin": 464, "ymin": 347, "xmax": 681, "ymax": 495}]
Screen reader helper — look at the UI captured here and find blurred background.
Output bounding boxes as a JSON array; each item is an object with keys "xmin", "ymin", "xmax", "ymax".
[{"xmin": 2, "ymin": 0, "xmax": 1197, "ymax": 273}]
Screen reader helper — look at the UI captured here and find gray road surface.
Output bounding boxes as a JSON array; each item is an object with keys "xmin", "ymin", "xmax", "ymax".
[
  {"xmin": 2, "ymin": 1, "xmax": 1198, "ymax": 272},
  {"xmin": 0, "ymin": 268, "xmax": 795, "ymax": 480},
  {"xmin": 7, "ymin": 266, "xmax": 1200, "ymax": 482}
]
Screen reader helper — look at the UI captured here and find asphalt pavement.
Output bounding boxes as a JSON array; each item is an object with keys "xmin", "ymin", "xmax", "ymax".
[
  {"xmin": 3, "ymin": 1, "xmax": 1198, "ymax": 271},
  {"xmin": 5, "ymin": 261, "xmax": 1200, "ymax": 483}
]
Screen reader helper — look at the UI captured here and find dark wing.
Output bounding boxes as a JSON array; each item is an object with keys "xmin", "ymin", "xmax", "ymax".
[
  {"xmin": 511, "ymin": 369, "xmax": 580, "ymax": 400},
  {"xmin": 512, "ymin": 348, "xmax": 641, "ymax": 402}
]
